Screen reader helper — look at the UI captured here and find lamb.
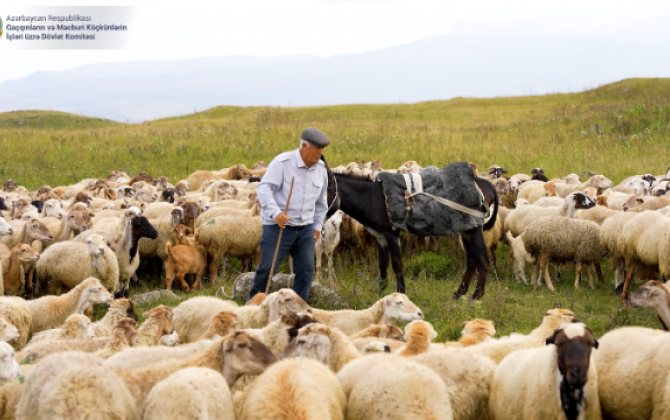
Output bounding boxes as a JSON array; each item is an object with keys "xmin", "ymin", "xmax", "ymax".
[
  {"xmin": 165, "ymin": 238, "xmax": 207, "ymax": 292},
  {"xmin": 37, "ymin": 234, "xmax": 119, "ymax": 295},
  {"xmin": 594, "ymin": 326, "xmax": 670, "ymax": 420},
  {"xmin": 16, "ymin": 317, "xmax": 138, "ymax": 363},
  {"xmin": 1, "ymin": 244, "xmax": 40, "ymax": 297},
  {"xmin": 315, "ymin": 210, "xmax": 343, "ymax": 285},
  {"xmin": 307, "ymin": 292, "xmax": 424, "ymax": 335},
  {"xmin": 517, "ymin": 180, "xmax": 558, "ymax": 203},
  {"xmin": 234, "ymin": 358, "xmax": 346, "ymax": 420},
  {"xmin": 198, "ymin": 310, "xmax": 239, "ymax": 340},
  {"xmin": 489, "ymin": 323, "xmax": 601, "ymax": 420},
  {"xmin": 464, "ymin": 308, "xmax": 579, "ymax": 364},
  {"xmin": 15, "ymin": 351, "xmax": 140, "ymax": 420},
  {"xmin": 524, "ymin": 216, "xmax": 607, "ymax": 291},
  {"xmin": 0, "ymin": 342, "xmax": 21, "ymax": 386},
  {"xmin": 336, "ymin": 353, "xmax": 454, "ymax": 420},
  {"xmin": 194, "ymin": 194, "xmax": 259, "ymax": 228},
  {"xmin": 145, "ymin": 367, "xmax": 236, "ymax": 420},
  {"xmin": 458, "ymin": 319, "xmax": 496, "ymax": 346},
  {"xmin": 412, "ymin": 348, "xmax": 497, "ymax": 420},
  {"xmin": 173, "ymin": 289, "xmax": 309, "ymax": 343},
  {"xmin": 26, "ymin": 313, "xmax": 91, "ymax": 346},
  {"xmin": 196, "ymin": 215, "xmax": 263, "ymax": 283},
  {"xmin": 504, "ymin": 191, "xmax": 595, "ymax": 236},
  {"xmin": 397, "ymin": 320, "xmax": 437, "ymax": 356},
  {"xmin": 0, "ymin": 316, "xmax": 19, "ymax": 344}
]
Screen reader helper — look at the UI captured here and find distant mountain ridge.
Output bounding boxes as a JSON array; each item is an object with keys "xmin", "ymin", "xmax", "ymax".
[{"xmin": 1, "ymin": 33, "xmax": 669, "ymax": 122}]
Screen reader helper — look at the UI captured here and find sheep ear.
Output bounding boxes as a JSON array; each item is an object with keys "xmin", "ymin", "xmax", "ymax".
[
  {"xmin": 546, "ymin": 328, "xmax": 561, "ymax": 345},
  {"xmin": 593, "ymin": 338, "xmax": 599, "ymax": 349},
  {"xmin": 460, "ymin": 321, "xmax": 467, "ymax": 329},
  {"xmin": 636, "ymin": 198, "xmax": 644, "ymax": 203}
]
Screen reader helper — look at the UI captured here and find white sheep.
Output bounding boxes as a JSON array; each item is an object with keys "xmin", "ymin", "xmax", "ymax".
[
  {"xmin": 574, "ymin": 204, "xmax": 619, "ymax": 225},
  {"xmin": 412, "ymin": 348, "xmax": 497, "ymax": 420},
  {"xmin": 235, "ymin": 358, "xmax": 346, "ymax": 420},
  {"xmin": 617, "ymin": 210, "xmax": 670, "ymax": 298},
  {"xmin": 172, "ymin": 289, "xmax": 309, "ymax": 343},
  {"xmin": 144, "ymin": 367, "xmax": 236, "ymax": 420},
  {"xmin": 15, "ymin": 351, "xmax": 139, "ymax": 420},
  {"xmin": 489, "ymin": 322, "xmax": 601, "ymax": 420},
  {"xmin": 89, "ymin": 298, "xmax": 137, "ymax": 337},
  {"xmin": 623, "ymin": 195, "xmax": 670, "ymax": 212},
  {"xmin": 464, "ymin": 308, "xmax": 579, "ymax": 364},
  {"xmin": 280, "ymin": 322, "xmax": 361, "ymax": 373},
  {"xmin": 336, "ymin": 353, "xmax": 454, "ymax": 419},
  {"xmin": 136, "ymin": 305, "xmax": 175, "ymax": 346},
  {"xmin": 0, "ymin": 342, "xmax": 20, "ymax": 386},
  {"xmin": 103, "ymin": 339, "xmax": 214, "ymax": 371},
  {"xmin": 0, "ymin": 216, "xmax": 12, "ymax": 236},
  {"xmin": 36, "ymin": 234, "xmax": 119, "ymax": 295},
  {"xmin": 315, "ymin": 210, "xmax": 344, "ymax": 285},
  {"xmin": 0, "ymin": 297, "xmax": 32, "ymax": 350},
  {"xmin": 517, "ymin": 180, "xmax": 558, "ymax": 204},
  {"xmin": 599, "ymin": 211, "xmax": 637, "ymax": 292},
  {"xmin": 504, "ymin": 191, "xmax": 595, "ymax": 236},
  {"xmin": 195, "ymin": 215, "xmax": 263, "ymax": 283},
  {"xmin": 25, "ymin": 313, "xmax": 91, "ymax": 346},
  {"xmin": 555, "ymin": 174, "xmax": 613, "ymax": 197},
  {"xmin": 309, "ymin": 292, "xmax": 423, "ymax": 335},
  {"xmin": 241, "ymin": 313, "xmax": 309, "ymax": 355},
  {"xmin": 629, "ymin": 280, "xmax": 670, "ymax": 330},
  {"xmin": 505, "ymin": 232, "xmax": 535, "ymax": 284},
  {"xmin": 594, "ymin": 326, "xmax": 670, "ymax": 420},
  {"xmin": 0, "ymin": 218, "xmax": 53, "ymax": 250},
  {"xmin": 0, "ymin": 315, "xmax": 19, "ymax": 344},
  {"xmin": 524, "ymin": 216, "xmax": 607, "ymax": 291}
]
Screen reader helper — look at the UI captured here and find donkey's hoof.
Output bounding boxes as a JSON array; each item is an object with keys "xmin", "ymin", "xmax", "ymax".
[{"xmin": 451, "ymin": 293, "xmax": 463, "ymax": 300}]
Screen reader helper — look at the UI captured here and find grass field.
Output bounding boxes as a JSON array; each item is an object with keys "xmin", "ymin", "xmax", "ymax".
[{"xmin": 6, "ymin": 77, "xmax": 670, "ymax": 340}]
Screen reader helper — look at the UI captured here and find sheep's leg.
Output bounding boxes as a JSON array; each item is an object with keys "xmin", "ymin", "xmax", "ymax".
[
  {"xmin": 541, "ymin": 257, "xmax": 557, "ymax": 292},
  {"xmin": 574, "ymin": 261, "xmax": 583, "ymax": 289},
  {"xmin": 594, "ymin": 262, "xmax": 606, "ymax": 284},
  {"xmin": 621, "ymin": 261, "xmax": 637, "ymax": 301},
  {"xmin": 327, "ymin": 251, "xmax": 337, "ymax": 286},
  {"xmin": 587, "ymin": 263, "xmax": 597, "ymax": 290},
  {"xmin": 315, "ymin": 249, "xmax": 323, "ymax": 283},
  {"xmin": 531, "ymin": 261, "xmax": 540, "ymax": 287}
]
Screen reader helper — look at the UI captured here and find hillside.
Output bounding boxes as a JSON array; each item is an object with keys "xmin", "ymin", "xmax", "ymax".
[{"xmin": 2, "ymin": 78, "xmax": 669, "ymax": 189}]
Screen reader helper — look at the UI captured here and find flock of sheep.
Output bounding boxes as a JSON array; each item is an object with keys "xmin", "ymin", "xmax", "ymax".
[{"xmin": 1, "ymin": 160, "xmax": 670, "ymax": 419}]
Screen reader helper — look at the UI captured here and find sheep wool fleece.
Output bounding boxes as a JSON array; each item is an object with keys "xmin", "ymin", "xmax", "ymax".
[{"xmin": 376, "ymin": 162, "xmax": 485, "ymax": 237}]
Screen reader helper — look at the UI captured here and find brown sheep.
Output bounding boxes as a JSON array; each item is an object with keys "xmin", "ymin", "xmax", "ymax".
[{"xmin": 165, "ymin": 241, "xmax": 207, "ymax": 292}]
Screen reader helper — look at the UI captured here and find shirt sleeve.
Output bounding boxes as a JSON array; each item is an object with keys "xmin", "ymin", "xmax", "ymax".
[
  {"xmin": 312, "ymin": 169, "xmax": 329, "ymax": 232},
  {"xmin": 256, "ymin": 159, "xmax": 283, "ymax": 222}
]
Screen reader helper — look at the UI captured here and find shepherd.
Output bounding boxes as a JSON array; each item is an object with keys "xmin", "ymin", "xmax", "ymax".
[{"xmin": 247, "ymin": 128, "xmax": 330, "ymax": 303}]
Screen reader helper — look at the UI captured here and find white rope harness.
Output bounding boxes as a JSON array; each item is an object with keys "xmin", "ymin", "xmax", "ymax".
[{"xmin": 402, "ymin": 173, "xmax": 488, "ymax": 219}]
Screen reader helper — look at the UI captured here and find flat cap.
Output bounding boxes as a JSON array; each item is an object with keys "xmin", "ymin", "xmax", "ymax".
[{"xmin": 301, "ymin": 127, "xmax": 330, "ymax": 147}]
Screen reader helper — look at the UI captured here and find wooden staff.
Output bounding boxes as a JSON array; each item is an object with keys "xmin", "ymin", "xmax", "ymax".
[{"xmin": 266, "ymin": 177, "xmax": 295, "ymax": 294}]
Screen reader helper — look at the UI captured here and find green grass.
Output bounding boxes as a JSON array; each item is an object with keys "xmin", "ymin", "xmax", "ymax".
[{"xmin": 10, "ymin": 77, "xmax": 669, "ymax": 339}]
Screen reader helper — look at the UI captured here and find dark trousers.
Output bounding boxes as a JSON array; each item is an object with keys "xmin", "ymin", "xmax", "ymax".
[{"xmin": 249, "ymin": 224, "xmax": 315, "ymax": 303}]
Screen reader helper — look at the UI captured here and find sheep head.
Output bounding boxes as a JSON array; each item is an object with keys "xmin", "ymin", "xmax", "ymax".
[
  {"xmin": 380, "ymin": 293, "xmax": 424, "ymax": 324},
  {"xmin": 113, "ymin": 318, "xmax": 139, "ymax": 346},
  {"xmin": 0, "ymin": 315, "xmax": 19, "ymax": 343},
  {"xmin": 222, "ymin": 331, "xmax": 278, "ymax": 386},
  {"xmin": 265, "ymin": 289, "xmax": 310, "ymax": 322},
  {"xmin": 0, "ymin": 342, "xmax": 21, "ymax": 384}
]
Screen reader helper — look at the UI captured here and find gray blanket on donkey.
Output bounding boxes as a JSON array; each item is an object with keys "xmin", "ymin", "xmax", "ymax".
[{"xmin": 376, "ymin": 161, "xmax": 485, "ymax": 237}]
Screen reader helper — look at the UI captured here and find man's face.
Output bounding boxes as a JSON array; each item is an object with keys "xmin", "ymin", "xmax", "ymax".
[{"xmin": 301, "ymin": 142, "xmax": 325, "ymax": 167}]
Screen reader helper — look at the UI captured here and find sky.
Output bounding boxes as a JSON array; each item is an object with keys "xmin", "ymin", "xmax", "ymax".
[{"xmin": 1, "ymin": 0, "xmax": 670, "ymax": 85}]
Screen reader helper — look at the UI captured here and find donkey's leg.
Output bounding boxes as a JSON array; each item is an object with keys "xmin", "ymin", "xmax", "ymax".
[
  {"xmin": 375, "ymin": 236, "xmax": 390, "ymax": 292},
  {"xmin": 470, "ymin": 227, "xmax": 490, "ymax": 300},
  {"xmin": 453, "ymin": 230, "xmax": 478, "ymax": 300},
  {"xmin": 383, "ymin": 230, "xmax": 405, "ymax": 294}
]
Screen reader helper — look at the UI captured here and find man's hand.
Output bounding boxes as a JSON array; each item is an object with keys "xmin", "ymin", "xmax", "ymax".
[
  {"xmin": 275, "ymin": 212, "xmax": 291, "ymax": 228},
  {"xmin": 314, "ymin": 229, "xmax": 321, "ymax": 243}
]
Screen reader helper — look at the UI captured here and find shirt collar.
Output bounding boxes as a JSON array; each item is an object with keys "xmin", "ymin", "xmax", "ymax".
[{"xmin": 295, "ymin": 148, "xmax": 307, "ymax": 168}]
